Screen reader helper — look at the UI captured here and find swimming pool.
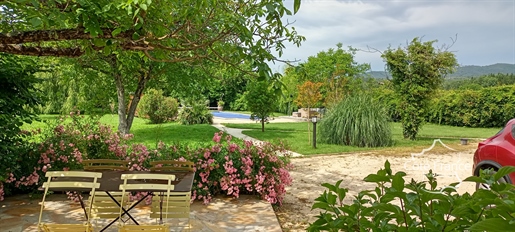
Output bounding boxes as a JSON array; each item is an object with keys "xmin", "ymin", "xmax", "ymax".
[{"xmin": 212, "ymin": 111, "xmax": 251, "ymax": 119}]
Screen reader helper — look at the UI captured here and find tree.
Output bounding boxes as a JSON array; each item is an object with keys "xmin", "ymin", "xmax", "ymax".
[
  {"xmin": 244, "ymin": 81, "xmax": 278, "ymax": 132},
  {"xmin": 382, "ymin": 37, "xmax": 458, "ymax": 140},
  {"xmin": 0, "ymin": 0, "xmax": 305, "ymax": 134},
  {"xmin": 282, "ymin": 44, "xmax": 370, "ymax": 108},
  {"xmin": 295, "ymin": 80, "xmax": 323, "ymax": 143}
]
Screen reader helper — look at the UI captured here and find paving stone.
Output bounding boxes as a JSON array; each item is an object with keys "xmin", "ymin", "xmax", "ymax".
[{"xmin": 0, "ymin": 194, "xmax": 281, "ymax": 232}]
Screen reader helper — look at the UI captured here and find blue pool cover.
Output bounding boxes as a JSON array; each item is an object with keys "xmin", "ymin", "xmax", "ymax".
[{"xmin": 212, "ymin": 111, "xmax": 251, "ymax": 119}]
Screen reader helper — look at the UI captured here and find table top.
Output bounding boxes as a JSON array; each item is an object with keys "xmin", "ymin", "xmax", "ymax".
[{"xmin": 45, "ymin": 170, "xmax": 195, "ymax": 192}]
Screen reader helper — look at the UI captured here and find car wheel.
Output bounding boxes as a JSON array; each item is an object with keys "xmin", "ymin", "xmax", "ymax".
[{"xmin": 475, "ymin": 168, "xmax": 508, "ymax": 190}]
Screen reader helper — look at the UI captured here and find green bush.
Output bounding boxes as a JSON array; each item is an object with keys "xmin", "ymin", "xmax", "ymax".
[
  {"xmin": 318, "ymin": 94, "xmax": 393, "ymax": 147},
  {"xmin": 427, "ymin": 85, "xmax": 515, "ymax": 127},
  {"xmin": 178, "ymin": 102, "xmax": 213, "ymax": 125},
  {"xmin": 138, "ymin": 88, "xmax": 178, "ymax": 124},
  {"xmin": 308, "ymin": 161, "xmax": 515, "ymax": 232}
]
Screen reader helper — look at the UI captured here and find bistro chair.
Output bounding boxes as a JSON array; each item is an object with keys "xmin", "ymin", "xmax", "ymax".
[
  {"xmin": 38, "ymin": 171, "xmax": 102, "ymax": 232},
  {"xmin": 150, "ymin": 191, "xmax": 191, "ymax": 231},
  {"xmin": 117, "ymin": 173, "xmax": 177, "ymax": 232},
  {"xmin": 150, "ymin": 160, "xmax": 195, "ymax": 172},
  {"xmin": 83, "ymin": 159, "xmax": 131, "ymax": 226}
]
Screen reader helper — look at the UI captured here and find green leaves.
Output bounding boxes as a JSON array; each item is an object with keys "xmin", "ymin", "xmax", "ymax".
[
  {"xmin": 308, "ymin": 161, "xmax": 515, "ymax": 231},
  {"xmin": 293, "ymin": 0, "xmax": 301, "ymax": 14},
  {"xmin": 468, "ymin": 218, "xmax": 513, "ymax": 231}
]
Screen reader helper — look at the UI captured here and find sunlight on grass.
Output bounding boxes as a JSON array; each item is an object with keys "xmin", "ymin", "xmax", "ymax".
[
  {"xmin": 226, "ymin": 122, "xmax": 502, "ymax": 155},
  {"xmin": 24, "ymin": 114, "xmax": 503, "ymax": 156},
  {"xmin": 24, "ymin": 114, "xmax": 221, "ymax": 149}
]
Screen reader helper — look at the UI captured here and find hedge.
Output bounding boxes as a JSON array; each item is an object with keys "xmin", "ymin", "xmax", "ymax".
[{"xmin": 427, "ymin": 85, "xmax": 515, "ymax": 127}]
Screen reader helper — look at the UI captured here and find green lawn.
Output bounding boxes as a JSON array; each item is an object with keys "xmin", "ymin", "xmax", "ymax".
[
  {"xmin": 25, "ymin": 114, "xmax": 503, "ymax": 156},
  {"xmin": 224, "ymin": 122, "xmax": 502, "ymax": 155},
  {"xmin": 23, "ymin": 114, "xmax": 221, "ymax": 148}
]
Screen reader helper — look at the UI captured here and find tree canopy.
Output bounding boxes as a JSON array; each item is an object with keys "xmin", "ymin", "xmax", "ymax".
[
  {"xmin": 1, "ymin": 0, "xmax": 304, "ymax": 134},
  {"xmin": 1, "ymin": 0, "xmax": 304, "ymax": 77}
]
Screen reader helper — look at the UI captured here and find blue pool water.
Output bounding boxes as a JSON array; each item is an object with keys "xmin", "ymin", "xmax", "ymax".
[{"xmin": 212, "ymin": 111, "xmax": 251, "ymax": 119}]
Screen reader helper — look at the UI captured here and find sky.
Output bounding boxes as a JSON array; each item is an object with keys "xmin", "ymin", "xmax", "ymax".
[{"xmin": 271, "ymin": 0, "xmax": 515, "ymax": 72}]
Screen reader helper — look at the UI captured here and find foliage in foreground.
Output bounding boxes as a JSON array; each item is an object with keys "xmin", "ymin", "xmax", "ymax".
[
  {"xmin": 308, "ymin": 161, "xmax": 515, "ymax": 232},
  {"xmin": 318, "ymin": 94, "xmax": 393, "ymax": 147},
  {"xmin": 0, "ymin": 113, "xmax": 292, "ymax": 205}
]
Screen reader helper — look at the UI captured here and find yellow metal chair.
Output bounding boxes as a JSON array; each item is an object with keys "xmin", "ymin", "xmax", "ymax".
[
  {"xmin": 37, "ymin": 171, "xmax": 102, "ymax": 232},
  {"xmin": 150, "ymin": 191, "xmax": 191, "ymax": 231},
  {"xmin": 149, "ymin": 161, "xmax": 194, "ymax": 172},
  {"xmin": 118, "ymin": 173, "xmax": 177, "ymax": 232},
  {"xmin": 83, "ymin": 159, "xmax": 131, "ymax": 226}
]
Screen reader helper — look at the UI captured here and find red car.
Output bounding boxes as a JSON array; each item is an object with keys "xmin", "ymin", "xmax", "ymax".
[{"xmin": 473, "ymin": 118, "xmax": 515, "ymax": 189}]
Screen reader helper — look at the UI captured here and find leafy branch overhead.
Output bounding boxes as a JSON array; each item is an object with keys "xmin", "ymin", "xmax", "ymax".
[{"xmin": 0, "ymin": 0, "xmax": 304, "ymax": 77}]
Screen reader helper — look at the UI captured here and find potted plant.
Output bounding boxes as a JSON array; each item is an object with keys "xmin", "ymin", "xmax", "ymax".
[{"xmin": 217, "ymin": 100, "xmax": 224, "ymax": 112}]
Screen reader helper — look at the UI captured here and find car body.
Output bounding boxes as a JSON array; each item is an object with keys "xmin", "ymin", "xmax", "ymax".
[{"xmin": 473, "ymin": 118, "xmax": 515, "ymax": 186}]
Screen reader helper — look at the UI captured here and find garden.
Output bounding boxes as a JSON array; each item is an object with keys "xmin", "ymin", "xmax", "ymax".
[{"xmin": 2, "ymin": 1, "xmax": 515, "ymax": 231}]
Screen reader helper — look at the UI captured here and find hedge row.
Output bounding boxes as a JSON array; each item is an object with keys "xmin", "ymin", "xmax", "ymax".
[{"xmin": 427, "ymin": 85, "xmax": 515, "ymax": 127}]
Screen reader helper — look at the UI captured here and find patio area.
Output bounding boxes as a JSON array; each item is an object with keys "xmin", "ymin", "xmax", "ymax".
[{"xmin": 0, "ymin": 194, "xmax": 282, "ymax": 232}]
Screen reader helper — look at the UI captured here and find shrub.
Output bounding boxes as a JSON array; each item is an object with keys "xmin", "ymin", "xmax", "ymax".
[
  {"xmin": 0, "ymin": 111, "xmax": 133, "ymax": 198},
  {"xmin": 308, "ymin": 161, "xmax": 515, "ymax": 232},
  {"xmin": 138, "ymin": 88, "xmax": 178, "ymax": 124},
  {"xmin": 318, "ymin": 93, "xmax": 393, "ymax": 147},
  {"xmin": 155, "ymin": 132, "xmax": 293, "ymax": 205},
  {"xmin": 178, "ymin": 101, "xmax": 213, "ymax": 125}
]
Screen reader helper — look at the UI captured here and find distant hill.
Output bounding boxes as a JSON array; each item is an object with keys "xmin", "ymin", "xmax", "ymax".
[{"xmin": 367, "ymin": 63, "xmax": 515, "ymax": 79}]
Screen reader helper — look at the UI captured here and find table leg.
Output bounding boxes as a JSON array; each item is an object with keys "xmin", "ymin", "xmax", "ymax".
[
  {"xmin": 100, "ymin": 191, "xmax": 153, "ymax": 232},
  {"xmin": 76, "ymin": 192, "xmax": 88, "ymax": 221}
]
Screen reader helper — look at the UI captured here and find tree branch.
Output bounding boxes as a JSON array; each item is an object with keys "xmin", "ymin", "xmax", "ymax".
[
  {"xmin": 0, "ymin": 28, "xmax": 133, "ymax": 44},
  {"xmin": 0, "ymin": 44, "xmax": 84, "ymax": 57}
]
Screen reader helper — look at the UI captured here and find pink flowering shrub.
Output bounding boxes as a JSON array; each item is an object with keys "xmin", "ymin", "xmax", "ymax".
[
  {"xmin": 1, "ymin": 113, "xmax": 293, "ymax": 206},
  {"xmin": 156, "ymin": 132, "xmax": 293, "ymax": 205},
  {"xmin": 0, "ymin": 111, "xmax": 132, "ymax": 199}
]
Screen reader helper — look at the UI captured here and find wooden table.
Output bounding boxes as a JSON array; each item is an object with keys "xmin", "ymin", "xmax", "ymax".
[{"xmin": 44, "ymin": 170, "xmax": 195, "ymax": 231}]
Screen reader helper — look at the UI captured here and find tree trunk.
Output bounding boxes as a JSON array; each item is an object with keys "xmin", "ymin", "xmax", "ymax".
[
  {"xmin": 110, "ymin": 56, "xmax": 151, "ymax": 136},
  {"xmin": 125, "ymin": 71, "xmax": 150, "ymax": 134},
  {"xmin": 261, "ymin": 118, "xmax": 265, "ymax": 132},
  {"xmin": 114, "ymin": 70, "xmax": 129, "ymax": 136}
]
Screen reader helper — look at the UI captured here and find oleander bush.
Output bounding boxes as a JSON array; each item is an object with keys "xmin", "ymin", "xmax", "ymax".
[
  {"xmin": 154, "ymin": 131, "xmax": 293, "ymax": 205},
  {"xmin": 308, "ymin": 161, "xmax": 515, "ymax": 232},
  {"xmin": 0, "ymin": 113, "xmax": 293, "ymax": 206}
]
